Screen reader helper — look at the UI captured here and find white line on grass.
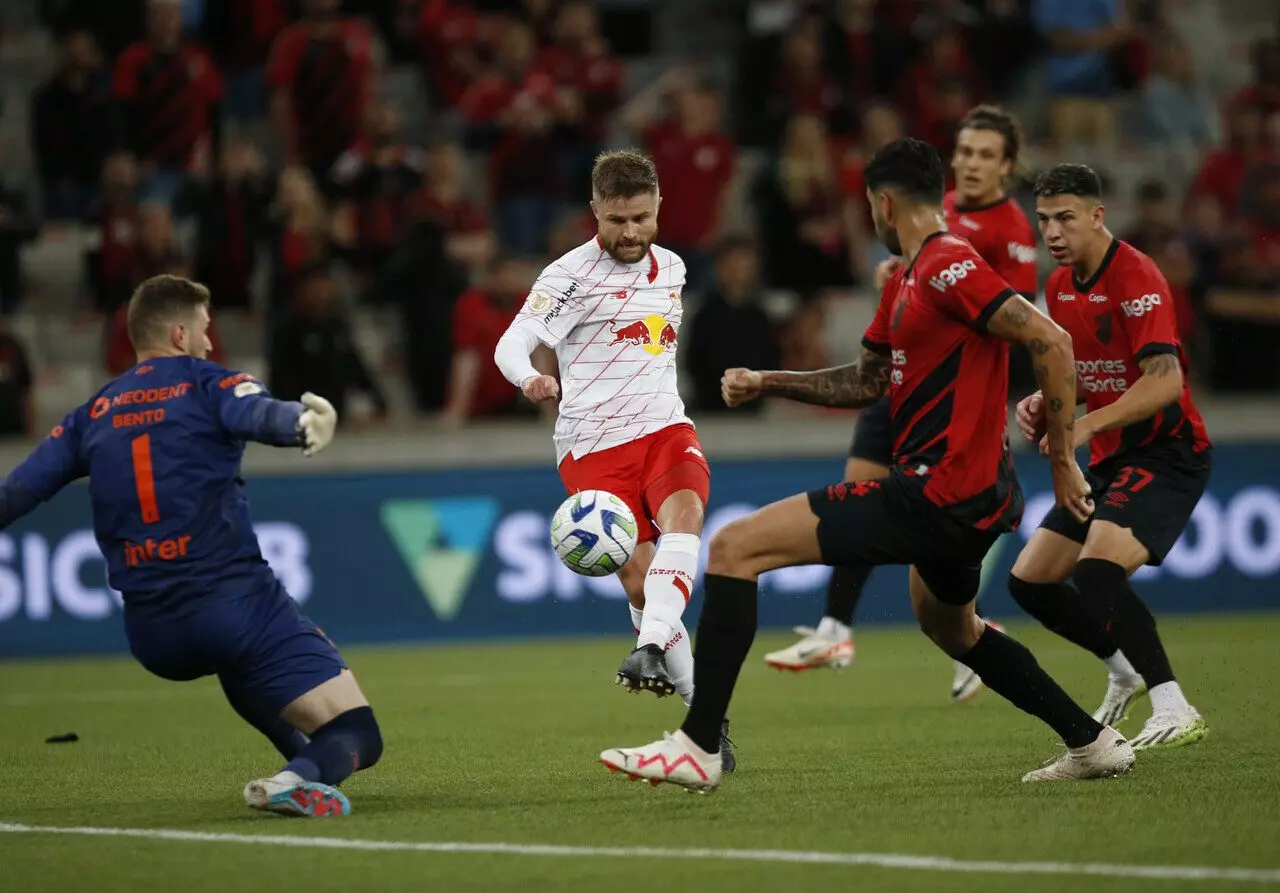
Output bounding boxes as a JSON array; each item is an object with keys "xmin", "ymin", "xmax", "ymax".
[{"xmin": 1, "ymin": 822, "xmax": 1277, "ymax": 884}]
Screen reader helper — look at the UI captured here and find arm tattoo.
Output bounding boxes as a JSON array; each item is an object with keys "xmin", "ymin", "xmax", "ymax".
[
  {"xmin": 1049, "ymin": 397, "xmax": 1064, "ymax": 412},
  {"xmin": 1028, "ymin": 337, "xmax": 1052, "ymax": 356},
  {"xmin": 1140, "ymin": 353, "xmax": 1181, "ymax": 377},
  {"xmin": 998, "ymin": 300, "xmax": 1031, "ymax": 329},
  {"xmin": 761, "ymin": 351, "xmax": 891, "ymax": 408}
]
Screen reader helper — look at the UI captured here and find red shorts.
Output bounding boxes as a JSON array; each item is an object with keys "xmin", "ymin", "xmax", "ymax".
[{"xmin": 558, "ymin": 423, "xmax": 711, "ymax": 544}]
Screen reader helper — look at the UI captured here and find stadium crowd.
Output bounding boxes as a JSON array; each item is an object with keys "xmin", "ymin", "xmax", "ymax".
[{"xmin": 0, "ymin": 0, "xmax": 1276, "ymax": 437}]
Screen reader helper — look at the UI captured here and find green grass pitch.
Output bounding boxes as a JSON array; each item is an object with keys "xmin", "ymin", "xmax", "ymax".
[{"xmin": 2, "ymin": 613, "xmax": 1278, "ymax": 893}]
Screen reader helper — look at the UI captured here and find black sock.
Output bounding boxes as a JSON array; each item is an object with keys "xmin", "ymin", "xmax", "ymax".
[
  {"xmin": 220, "ymin": 674, "xmax": 308, "ymax": 759},
  {"xmin": 1008, "ymin": 574, "xmax": 1118, "ymax": 660},
  {"xmin": 681, "ymin": 574, "xmax": 758, "ymax": 754},
  {"xmin": 823, "ymin": 564, "xmax": 873, "ymax": 626},
  {"xmin": 958, "ymin": 625, "xmax": 1103, "ymax": 748},
  {"xmin": 1073, "ymin": 558, "xmax": 1174, "ymax": 688},
  {"xmin": 284, "ymin": 706, "xmax": 384, "ymax": 786}
]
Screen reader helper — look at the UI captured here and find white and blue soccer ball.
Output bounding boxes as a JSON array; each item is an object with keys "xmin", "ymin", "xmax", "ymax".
[{"xmin": 550, "ymin": 490, "xmax": 639, "ymax": 577}]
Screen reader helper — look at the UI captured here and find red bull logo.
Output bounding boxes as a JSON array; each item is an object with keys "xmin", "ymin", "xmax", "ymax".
[{"xmin": 609, "ymin": 315, "xmax": 677, "ymax": 356}]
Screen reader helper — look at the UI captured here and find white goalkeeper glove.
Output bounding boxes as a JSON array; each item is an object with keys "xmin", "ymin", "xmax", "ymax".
[{"xmin": 297, "ymin": 392, "xmax": 337, "ymax": 457}]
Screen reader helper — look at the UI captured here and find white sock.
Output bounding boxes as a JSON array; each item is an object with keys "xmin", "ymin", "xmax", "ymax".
[
  {"xmin": 628, "ymin": 604, "xmax": 643, "ymax": 639},
  {"xmin": 665, "ymin": 619, "xmax": 695, "ymax": 705},
  {"xmin": 1148, "ymin": 680, "xmax": 1193, "ymax": 714},
  {"xmin": 1104, "ymin": 650, "xmax": 1138, "ymax": 680},
  {"xmin": 816, "ymin": 616, "xmax": 852, "ymax": 641},
  {"xmin": 636, "ymin": 533, "xmax": 700, "ymax": 650},
  {"xmin": 269, "ymin": 770, "xmax": 303, "ymax": 785}
]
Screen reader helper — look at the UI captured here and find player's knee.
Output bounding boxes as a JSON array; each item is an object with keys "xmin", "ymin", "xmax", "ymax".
[
  {"xmin": 1008, "ymin": 573, "xmax": 1050, "ymax": 613},
  {"xmin": 914, "ymin": 605, "xmax": 971, "ymax": 656},
  {"xmin": 343, "ymin": 705, "xmax": 383, "ymax": 770},
  {"xmin": 706, "ymin": 521, "xmax": 752, "ymax": 574},
  {"xmin": 1073, "ymin": 558, "xmax": 1154, "ymax": 628}
]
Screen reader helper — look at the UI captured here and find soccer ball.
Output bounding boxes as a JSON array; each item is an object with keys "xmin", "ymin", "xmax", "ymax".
[{"xmin": 550, "ymin": 490, "xmax": 638, "ymax": 577}]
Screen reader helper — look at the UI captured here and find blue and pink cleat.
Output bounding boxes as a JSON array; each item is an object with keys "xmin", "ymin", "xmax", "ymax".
[{"xmin": 243, "ymin": 776, "xmax": 350, "ymax": 817}]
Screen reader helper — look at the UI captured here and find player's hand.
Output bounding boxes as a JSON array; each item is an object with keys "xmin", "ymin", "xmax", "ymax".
[
  {"xmin": 1051, "ymin": 460, "xmax": 1095, "ymax": 524},
  {"xmin": 1016, "ymin": 392, "xmax": 1045, "ymax": 444},
  {"xmin": 721, "ymin": 368, "xmax": 763, "ymax": 407},
  {"xmin": 521, "ymin": 374, "xmax": 560, "ymax": 403},
  {"xmin": 873, "ymin": 256, "xmax": 903, "ymax": 291},
  {"xmin": 297, "ymin": 392, "xmax": 337, "ymax": 457}
]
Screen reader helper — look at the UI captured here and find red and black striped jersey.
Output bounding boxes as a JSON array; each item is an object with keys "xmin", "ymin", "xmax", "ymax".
[
  {"xmin": 113, "ymin": 43, "xmax": 224, "ymax": 169},
  {"xmin": 1045, "ymin": 239, "xmax": 1212, "ymax": 468},
  {"xmin": 943, "ymin": 192, "xmax": 1038, "ymax": 298},
  {"xmin": 864, "ymin": 231, "xmax": 1022, "ymax": 532}
]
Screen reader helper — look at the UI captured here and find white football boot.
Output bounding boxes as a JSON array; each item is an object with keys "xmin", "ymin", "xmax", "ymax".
[
  {"xmin": 1021, "ymin": 726, "xmax": 1135, "ymax": 782},
  {"xmin": 763, "ymin": 626, "xmax": 854, "ymax": 672},
  {"xmin": 1092, "ymin": 675, "xmax": 1147, "ymax": 727},
  {"xmin": 600, "ymin": 730, "xmax": 722, "ymax": 793},
  {"xmin": 1130, "ymin": 708, "xmax": 1208, "ymax": 750}
]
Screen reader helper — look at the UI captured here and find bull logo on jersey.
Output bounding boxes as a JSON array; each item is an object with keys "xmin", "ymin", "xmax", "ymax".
[
  {"xmin": 1095, "ymin": 312, "xmax": 1113, "ymax": 345},
  {"xmin": 609, "ymin": 315, "xmax": 677, "ymax": 356}
]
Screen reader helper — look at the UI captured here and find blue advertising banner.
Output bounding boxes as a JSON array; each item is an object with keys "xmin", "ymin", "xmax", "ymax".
[{"xmin": 1, "ymin": 445, "xmax": 1278, "ymax": 657}]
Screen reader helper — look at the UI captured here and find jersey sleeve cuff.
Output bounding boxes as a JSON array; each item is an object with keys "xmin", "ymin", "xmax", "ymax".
[
  {"xmin": 1135, "ymin": 342, "xmax": 1178, "ymax": 362},
  {"xmin": 861, "ymin": 337, "xmax": 891, "ymax": 355},
  {"xmin": 974, "ymin": 288, "xmax": 1017, "ymax": 330}
]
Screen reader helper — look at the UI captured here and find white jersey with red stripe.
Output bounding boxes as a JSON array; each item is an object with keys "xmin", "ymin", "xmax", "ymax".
[{"xmin": 515, "ymin": 237, "xmax": 690, "ymax": 464}]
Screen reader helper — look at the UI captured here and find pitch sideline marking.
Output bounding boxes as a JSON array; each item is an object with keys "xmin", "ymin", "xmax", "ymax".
[{"xmin": 0, "ymin": 822, "xmax": 1277, "ymax": 884}]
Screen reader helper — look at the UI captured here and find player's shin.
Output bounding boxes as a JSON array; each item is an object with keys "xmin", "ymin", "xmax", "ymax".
[
  {"xmin": 680, "ymin": 574, "xmax": 758, "ymax": 754},
  {"xmin": 1007, "ymin": 574, "xmax": 1119, "ymax": 660},
  {"xmin": 636, "ymin": 533, "xmax": 700, "ymax": 650},
  {"xmin": 958, "ymin": 625, "xmax": 1105, "ymax": 748},
  {"xmin": 279, "ymin": 706, "xmax": 384, "ymax": 786}
]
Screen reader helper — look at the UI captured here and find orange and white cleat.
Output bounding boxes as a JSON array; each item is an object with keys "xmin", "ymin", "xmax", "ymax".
[
  {"xmin": 600, "ymin": 730, "xmax": 722, "ymax": 793},
  {"xmin": 763, "ymin": 626, "xmax": 854, "ymax": 672}
]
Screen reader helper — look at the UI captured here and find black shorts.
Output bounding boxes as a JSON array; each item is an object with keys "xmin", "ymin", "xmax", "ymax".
[
  {"xmin": 1039, "ymin": 441, "xmax": 1211, "ymax": 566},
  {"xmin": 806, "ymin": 471, "xmax": 1003, "ymax": 605},
  {"xmin": 848, "ymin": 396, "xmax": 894, "ymax": 465}
]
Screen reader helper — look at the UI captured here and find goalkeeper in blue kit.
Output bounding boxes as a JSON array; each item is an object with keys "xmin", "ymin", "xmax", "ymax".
[{"xmin": 0, "ymin": 275, "xmax": 382, "ymax": 818}]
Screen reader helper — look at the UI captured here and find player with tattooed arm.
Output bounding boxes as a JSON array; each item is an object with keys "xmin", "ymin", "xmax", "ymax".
[
  {"xmin": 1008, "ymin": 164, "xmax": 1211, "ymax": 753},
  {"xmin": 600, "ymin": 139, "xmax": 1135, "ymax": 791}
]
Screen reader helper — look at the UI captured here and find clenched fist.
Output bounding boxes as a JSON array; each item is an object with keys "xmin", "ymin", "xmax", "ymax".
[
  {"xmin": 1016, "ymin": 392, "xmax": 1045, "ymax": 444},
  {"xmin": 721, "ymin": 368, "xmax": 763, "ymax": 407},
  {"xmin": 874, "ymin": 256, "xmax": 904, "ymax": 290},
  {"xmin": 521, "ymin": 374, "xmax": 560, "ymax": 403}
]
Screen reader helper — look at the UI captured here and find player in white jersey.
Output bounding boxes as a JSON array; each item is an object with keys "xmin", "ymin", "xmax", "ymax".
[{"xmin": 494, "ymin": 149, "xmax": 734, "ymax": 771}]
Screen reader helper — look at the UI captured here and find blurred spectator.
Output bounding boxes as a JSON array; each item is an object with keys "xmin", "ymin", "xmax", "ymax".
[
  {"xmin": 821, "ymin": 0, "xmax": 900, "ymax": 105},
  {"xmin": 546, "ymin": 207, "xmax": 595, "ymax": 258},
  {"xmin": 755, "ymin": 114, "xmax": 852, "ymax": 294},
  {"xmin": 901, "ymin": 30, "xmax": 982, "ymax": 143},
  {"xmin": 752, "ymin": 17, "xmax": 853, "ymax": 147},
  {"xmin": 1121, "ymin": 180, "xmax": 1176, "ymax": 257},
  {"xmin": 624, "ymin": 70, "xmax": 736, "ymax": 292},
  {"xmin": 1202, "ymin": 233, "xmax": 1280, "ymax": 392},
  {"xmin": 113, "ymin": 0, "xmax": 225, "ymax": 204},
  {"xmin": 414, "ymin": 138, "xmax": 495, "ymax": 275},
  {"xmin": 1231, "ymin": 37, "xmax": 1280, "ymax": 120},
  {"xmin": 969, "ymin": 0, "xmax": 1037, "ymax": 97},
  {"xmin": 417, "ymin": 0, "xmax": 493, "ymax": 108},
  {"xmin": 538, "ymin": 1, "xmax": 625, "ymax": 201},
  {"xmin": 685, "ymin": 237, "xmax": 779, "ymax": 415},
  {"xmin": 461, "ymin": 19, "xmax": 560, "ymax": 255},
  {"xmin": 1153, "ymin": 237, "xmax": 1199, "ymax": 353},
  {"xmin": 1186, "ymin": 102, "xmax": 1271, "ymax": 218},
  {"xmin": 202, "ymin": 0, "xmax": 289, "ymax": 120},
  {"xmin": 187, "ymin": 136, "xmax": 270, "ymax": 311},
  {"xmin": 1031, "ymin": 0, "xmax": 1130, "ymax": 151},
  {"xmin": 1140, "ymin": 36, "xmax": 1217, "ymax": 153},
  {"xmin": 268, "ymin": 261, "xmax": 388, "ymax": 423},
  {"xmin": 332, "ymin": 102, "xmax": 426, "ymax": 303},
  {"xmin": 515, "ymin": 0, "xmax": 559, "ymax": 45},
  {"xmin": 0, "ymin": 321, "xmax": 34, "ymax": 437},
  {"xmin": 838, "ymin": 103, "xmax": 905, "ymax": 283},
  {"xmin": 85, "ymin": 153, "xmax": 141, "ymax": 313},
  {"xmin": 1239, "ymin": 164, "xmax": 1280, "ymax": 281},
  {"xmin": 268, "ymin": 0, "xmax": 382, "ymax": 193},
  {"xmin": 443, "ymin": 255, "xmax": 536, "ymax": 423},
  {"xmin": 43, "ymin": 0, "xmax": 147, "ymax": 59},
  {"xmin": 0, "ymin": 182, "xmax": 38, "ymax": 315},
  {"xmin": 31, "ymin": 29, "xmax": 115, "ymax": 221},
  {"xmin": 135, "ymin": 202, "xmax": 189, "ymax": 282},
  {"xmin": 268, "ymin": 166, "xmax": 336, "ymax": 320},
  {"xmin": 778, "ymin": 297, "xmax": 831, "ymax": 372}
]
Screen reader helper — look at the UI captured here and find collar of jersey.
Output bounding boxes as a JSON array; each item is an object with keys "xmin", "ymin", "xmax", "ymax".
[
  {"xmin": 952, "ymin": 194, "xmax": 1010, "ymax": 214},
  {"xmin": 1072, "ymin": 237, "xmax": 1121, "ymax": 293},
  {"xmin": 904, "ymin": 230, "xmax": 949, "ymax": 277}
]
